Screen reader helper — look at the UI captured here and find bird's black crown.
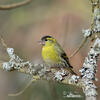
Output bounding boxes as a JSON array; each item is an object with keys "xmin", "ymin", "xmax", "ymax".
[{"xmin": 41, "ymin": 35, "xmax": 53, "ymax": 41}]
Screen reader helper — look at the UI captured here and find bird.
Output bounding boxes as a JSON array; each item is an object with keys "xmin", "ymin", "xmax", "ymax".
[{"xmin": 39, "ymin": 35, "xmax": 76, "ymax": 75}]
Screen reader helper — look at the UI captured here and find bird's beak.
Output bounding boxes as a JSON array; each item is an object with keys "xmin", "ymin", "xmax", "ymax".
[{"xmin": 38, "ymin": 40, "xmax": 45, "ymax": 45}]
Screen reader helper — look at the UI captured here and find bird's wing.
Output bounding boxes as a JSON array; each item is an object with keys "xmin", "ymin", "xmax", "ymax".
[
  {"xmin": 61, "ymin": 52, "xmax": 73, "ymax": 68},
  {"xmin": 55, "ymin": 42, "xmax": 73, "ymax": 68}
]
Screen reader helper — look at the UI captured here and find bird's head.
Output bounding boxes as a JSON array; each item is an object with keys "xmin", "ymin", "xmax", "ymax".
[{"xmin": 39, "ymin": 35, "xmax": 56, "ymax": 46}]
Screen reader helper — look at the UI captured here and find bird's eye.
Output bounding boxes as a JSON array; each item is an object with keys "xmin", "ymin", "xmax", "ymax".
[{"xmin": 45, "ymin": 39, "xmax": 48, "ymax": 41}]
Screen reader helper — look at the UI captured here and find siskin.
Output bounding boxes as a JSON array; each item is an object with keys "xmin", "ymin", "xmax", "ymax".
[{"xmin": 39, "ymin": 35, "xmax": 76, "ymax": 75}]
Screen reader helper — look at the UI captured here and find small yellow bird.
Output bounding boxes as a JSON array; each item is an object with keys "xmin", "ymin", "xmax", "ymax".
[{"xmin": 40, "ymin": 35, "xmax": 76, "ymax": 75}]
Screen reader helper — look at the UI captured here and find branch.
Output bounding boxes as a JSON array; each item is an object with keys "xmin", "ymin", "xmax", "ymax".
[
  {"xmin": 0, "ymin": 47, "xmax": 80, "ymax": 84},
  {"xmin": 69, "ymin": 36, "xmax": 88, "ymax": 58},
  {"xmin": 80, "ymin": 38, "xmax": 100, "ymax": 100},
  {"xmin": 79, "ymin": 0, "xmax": 100, "ymax": 100},
  {"xmin": 0, "ymin": 46, "xmax": 82, "ymax": 95},
  {"xmin": 0, "ymin": 0, "xmax": 32, "ymax": 10},
  {"xmin": 0, "ymin": 35, "xmax": 8, "ymax": 48},
  {"xmin": 70, "ymin": 0, "xmax": 100, "ymax": 58}
]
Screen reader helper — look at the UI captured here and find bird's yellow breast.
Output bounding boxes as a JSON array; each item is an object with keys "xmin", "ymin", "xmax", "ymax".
[{"xmin": 42, "ymin": 45, "xmax": 60, "ymax": 64}]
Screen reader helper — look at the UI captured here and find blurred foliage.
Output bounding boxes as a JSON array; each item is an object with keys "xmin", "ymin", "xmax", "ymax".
[{"xmin": 8, "ymin": 81, "xmax": 85, "ymax": 100}]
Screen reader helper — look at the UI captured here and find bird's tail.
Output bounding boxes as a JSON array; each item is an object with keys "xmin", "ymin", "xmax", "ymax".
[{"xmin": 67, "ymin": 68, "xmax": 77, "ymax": 75}]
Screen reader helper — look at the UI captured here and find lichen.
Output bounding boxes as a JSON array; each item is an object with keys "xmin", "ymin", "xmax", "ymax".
[
  {"xmin": 54, "ymin": 68, "xmax": 66, "ymax": 81},
  {"xmin": 3, "ymin": 48, "xmax": 34, "ymax": 74},
  {"xmin": 82, "ymin": 29, "xmax": 92, "ymax": 37},
  {"xmin": 80, "ymin": 38, "xmax": 100, "ymax": 97}
]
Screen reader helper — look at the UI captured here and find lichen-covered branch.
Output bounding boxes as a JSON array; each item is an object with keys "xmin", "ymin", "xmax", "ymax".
[
  {"xmin": 80, "ymin": 38, "xmax": 100, "ymax": 100},
  {"xmin": 0, "ymin": 47, "xmax": 82, "ymax": 97},
  {"xmin": 79, "ymin": 0, "xmax": 100, "ymax": 100},
  {"xmin": 0, "ymin": 0, "xmax": 32, "ymax": 10},
  {"xmin": 0, "ymin": 47, "xmax": 80, "ymax": 86}
]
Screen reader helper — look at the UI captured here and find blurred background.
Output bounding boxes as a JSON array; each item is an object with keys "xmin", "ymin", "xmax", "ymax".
[{"xmin": 0, "ymin": 0, "xmax": 99, "ymax": 100}]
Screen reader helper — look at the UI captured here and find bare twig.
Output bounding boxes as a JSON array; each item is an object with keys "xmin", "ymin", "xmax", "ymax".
[
  {"xmin": 0, "ymin": 0, "xmax": 32, "ymax": 10},
  {"xmin": 0, "ymin": 35, "xmax": 8, "ymax": 48},
  {"xmin": 8, "ymin": 75, "xmax": 40, "ymax": 96},
  {"xmin": 69, "ymin": 0, "xmax": 100, "ymax": 58},
  {"xmin": 8, "ymin": 78, "xmax": 34, "ymax": 96},
  {"xmin": 69, "ymin": 37, "xmax": 88, "ymax": 58}
]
